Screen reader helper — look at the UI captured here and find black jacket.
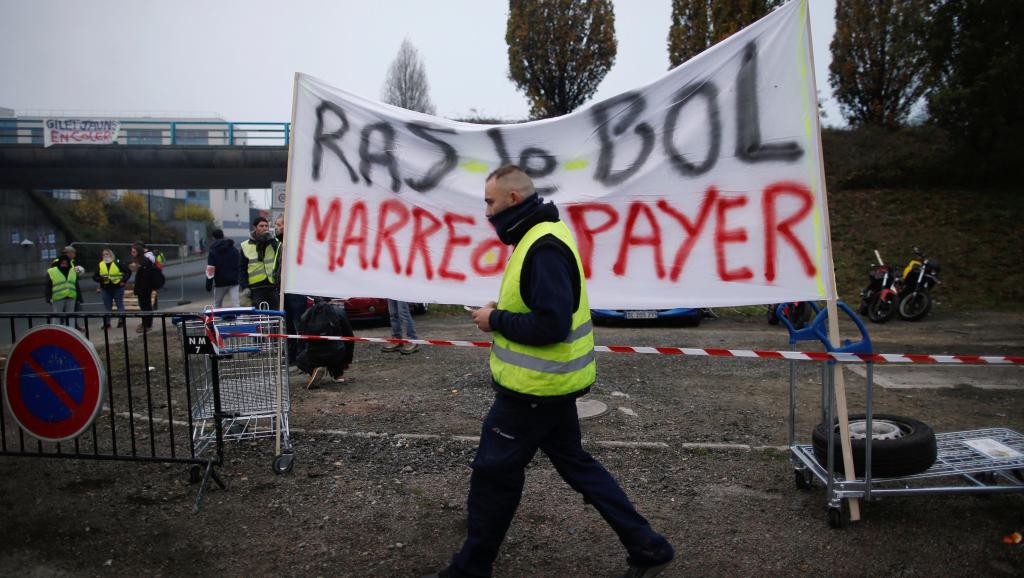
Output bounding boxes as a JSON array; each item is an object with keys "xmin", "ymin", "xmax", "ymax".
[
  {"xmin": 207, "ymin": 238, "xmax": 241, "ymax": 288},
  {"xmin": 297, "ymin": 302, "xmax": 354, "ymax": 375},
  {"xmin": 132, "ymin": 258, "xmax": 159, "ymax": 295}
]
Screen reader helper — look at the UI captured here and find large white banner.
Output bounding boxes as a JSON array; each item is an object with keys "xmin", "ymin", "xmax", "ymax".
[
  {"xmin": 284, "ymin": 0, "xmax": 832, "ymax": 308},
  {"xmin": 43, "ymin": 119, "xmax": 120, "ymax": 148}
]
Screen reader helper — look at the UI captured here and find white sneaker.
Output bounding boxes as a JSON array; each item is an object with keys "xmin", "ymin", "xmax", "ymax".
[{"xmin": 306, "ymin": 367, "xmax": 322, "ymax": 389}]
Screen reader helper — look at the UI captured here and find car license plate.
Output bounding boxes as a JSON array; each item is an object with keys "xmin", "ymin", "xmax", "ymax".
[{"xmin": 624, "ymin": 310, "xmax": 658, "ymax": 320}]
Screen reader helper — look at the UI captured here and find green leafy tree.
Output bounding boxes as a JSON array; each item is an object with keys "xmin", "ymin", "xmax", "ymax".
[
  {"xmin": 72, "ymin": 190, "xmax": 109, "ymax": 228},
  {"xmin": 119, "ymin": 191, "xmax": 148, "ymax": 217},
  {"xmin": 507, "ymin": 0, "xmax": 617, "ymax": 118},
  {"xmin": 173, "ymin": 204, "xmax": 215, "ymax": 226},
  {"xmin": 381, "ymin": 38, "xmax": 436, "ymax": 115},
  {"xmin": 667, "ymin": 0, "xmax": 783, "ymax": 68},
  {"xmin": 924, "ymin": 0, "xmax": 1023, "ymax": 174},
  {"xmin": 829, "ymin": 0, "xmax": 930, "ymax": 127}
]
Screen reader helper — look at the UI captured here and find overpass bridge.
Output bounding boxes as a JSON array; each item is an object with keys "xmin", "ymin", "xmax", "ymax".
[{"xmin": 0, "ymin": 119, "xmax": 289, "ymax": 189}]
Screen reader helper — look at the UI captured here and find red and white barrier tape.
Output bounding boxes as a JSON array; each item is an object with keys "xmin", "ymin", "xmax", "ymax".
[{"xmin": 219, "ymin": 332, "xmax": 1024, "ymax": 365}]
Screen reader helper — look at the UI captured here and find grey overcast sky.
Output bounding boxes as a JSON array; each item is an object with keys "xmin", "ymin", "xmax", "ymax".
[{"xmin": 0, "ymin": 0, "xmax": 840, "ymax": 124}]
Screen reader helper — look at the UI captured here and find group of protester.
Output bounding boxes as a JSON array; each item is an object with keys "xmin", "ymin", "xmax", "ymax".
[
  {"xmin": 42, "ymin": 166, "xmax": 673, "ymax": 577},
  {"xmin": 205, "ymin": 215, "xmax": 419, "ymax": 387},
  {"xmin": 214, "ymin": 172, "xmax": 675, "ymax": 578},
  {"xmin": 45, "ymin": 242, "xmax": 165, "ymax": 332}
]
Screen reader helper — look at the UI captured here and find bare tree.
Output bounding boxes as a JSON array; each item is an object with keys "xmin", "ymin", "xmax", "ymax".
[{"xmin": 381, "ymin": 38, "xmax": 436, "ymax": 115}]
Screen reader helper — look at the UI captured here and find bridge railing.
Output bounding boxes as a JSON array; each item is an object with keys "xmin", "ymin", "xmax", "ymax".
[{"xmin": 0, "ymin": 119, "xmax": 290, "ymax": 147}]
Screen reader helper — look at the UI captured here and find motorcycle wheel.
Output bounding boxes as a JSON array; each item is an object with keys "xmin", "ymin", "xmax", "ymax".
[
  {"xmin": 868, "ymin": 296, "xmax": 896, "ymax": 323},
  {"xmin": 789, "ymin": 302, "xmax": 810, "ymax": 329},
  {"xmin": 858, "ymin": 295, "xmax": 870, "ymax": 315},
  {"xmin": 767, "ymin": 305, "xmax": 780, "ymax": 325},
  {"xmin": 898, "ymin": 291, "xmax": 932, "ymax": 321}
]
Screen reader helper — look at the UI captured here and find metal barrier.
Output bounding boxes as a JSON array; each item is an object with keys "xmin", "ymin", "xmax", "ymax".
[
  {"xmin": 0, "ymin": 312, "xmax": 225, "ymax": 511},
  {"xmin": 0, "ymin": 119, "xmax": 290, "ymax": 147},
  {"xmin": 69, "ymin": 241, "xmax": 194, "ymax": 306}
]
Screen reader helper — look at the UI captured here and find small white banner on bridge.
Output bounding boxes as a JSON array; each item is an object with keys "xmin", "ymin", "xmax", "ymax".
[
  {"xmin": 43, "ymin": 119, "xmax": 120, "ymax": 148},
  {"xmin": 282, "ymin": 0, "xmax": 833, "ymax": 309}
]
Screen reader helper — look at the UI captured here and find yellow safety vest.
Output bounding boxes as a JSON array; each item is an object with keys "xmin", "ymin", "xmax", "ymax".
[
  {"xmin": 241, "ymin": 239, "xmax": 278, "ymax": 285},
  {"xmin": 489, "ymin": 220, "xmax": 596, "ymax": 396},
  {"xmin": 98, "ymin": 261, "xmax": 123, "ymax": 285},
  {"xmin": 48, "ymin": 266, "xmax": 77, "ymax": 301}
]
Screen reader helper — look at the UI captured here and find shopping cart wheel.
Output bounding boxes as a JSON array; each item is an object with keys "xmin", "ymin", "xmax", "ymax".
[
  {"xmin": 794, "ymin": 469, "xmax": 813, "ymax": 490},
  {"xmin": 827, "ymin": 504, "xmax": 848, "ymax": 529},
  {"xmin": 189, "ymin": 465, "xmax": 202, "ymax": 484},
  {"xmin": 273, "ymin": 453, "xmax": 295, "ymax": 475}
]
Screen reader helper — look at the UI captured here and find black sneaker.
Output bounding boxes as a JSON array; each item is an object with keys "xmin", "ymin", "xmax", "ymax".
[{"xmin": 620, "ymin": 561, "xmax": 672, "ymax": 578}]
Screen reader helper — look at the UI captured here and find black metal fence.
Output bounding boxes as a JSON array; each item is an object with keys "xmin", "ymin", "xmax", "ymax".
[{"xmin": 0, "ymin": 312, "xmax": 224, "ymax": 511}]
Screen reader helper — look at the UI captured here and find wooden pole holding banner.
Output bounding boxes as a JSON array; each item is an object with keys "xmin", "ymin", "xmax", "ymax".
[
  {"xmin": 802, "ymin": 0, "xmax": 860, "ymax": 521},
  {"xmin": 280, "ymin": 73, "xmax": 302, "ymax": 309},
  {"xmin": 271, "ymin": 72, "xmax": 302, "ymax": 459}
]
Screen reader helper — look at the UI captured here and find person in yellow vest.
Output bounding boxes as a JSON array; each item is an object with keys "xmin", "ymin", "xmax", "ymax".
[
  {"xmin": 239, "ymin": 216, "xmax": 280, "ymax": 308},
  {"xmin": 426, "ymin": 166, "xmax": 674, "ymax": 578},
  {"xmin": 52, "ymin": 246, "xmax": 86, "ymax": 331},
  {"xmin": 45, "ymin": 254, "xmax": 78, "ymax": 327},
  {"xmin": 92, "ymin": 247, "xmax": 130, "ymax": 330}
]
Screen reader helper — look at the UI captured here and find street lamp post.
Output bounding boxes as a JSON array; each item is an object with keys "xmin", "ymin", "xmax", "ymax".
[{"xmin": 147, "ymin": 189, "xmax": 152, "ymax": 243}]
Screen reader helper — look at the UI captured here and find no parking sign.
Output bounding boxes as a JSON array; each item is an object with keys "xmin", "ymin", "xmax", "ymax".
[{"xmin": 3, "ymin": 325, "xmax": 106, "ymax": 442}]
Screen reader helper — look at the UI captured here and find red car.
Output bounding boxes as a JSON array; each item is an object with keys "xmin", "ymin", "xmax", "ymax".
[{"xmin": 304, "ymin": 297, "xmax": 425, "ymax": 326}]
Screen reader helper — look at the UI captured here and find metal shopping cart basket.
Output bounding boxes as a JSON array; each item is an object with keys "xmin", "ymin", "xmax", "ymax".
[{"xmin": 176, "ymin": 307, "xmax": 295, "ymax": 475}]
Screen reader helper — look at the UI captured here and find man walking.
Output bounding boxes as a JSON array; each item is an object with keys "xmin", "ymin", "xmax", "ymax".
[
  {"xmin": 206, "ymin": 229, "xmax": 241, "ymax": 308},
  {"xmin": 425, "ymin": 165, "xmax": 674, "ymax": 578},
  {"xmin": 239, "ymin": 216, "xmax": 280, "ymax": 308}
]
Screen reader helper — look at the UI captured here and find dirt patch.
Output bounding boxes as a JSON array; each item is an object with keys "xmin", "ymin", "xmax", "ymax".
[{"xmin": 1, "ymin": 310, "xmax": 1023, "ymax": 576}]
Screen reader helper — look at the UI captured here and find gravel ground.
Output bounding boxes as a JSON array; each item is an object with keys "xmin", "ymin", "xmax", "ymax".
[{"xmin": 1, "ymin": 308, "xmax": 1022, "ymax": 577}]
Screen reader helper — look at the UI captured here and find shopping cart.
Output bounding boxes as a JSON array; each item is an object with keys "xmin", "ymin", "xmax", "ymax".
[
  {"xmin": 779, "ymin": 301, "xmax": 1024, "ymax": 528},
  {"xmin": 177, "ymin": 307, "xmax": 294, "ymax": 475}
]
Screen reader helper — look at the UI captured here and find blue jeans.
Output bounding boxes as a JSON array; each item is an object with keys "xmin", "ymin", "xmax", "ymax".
[
  {"xmin": 387, "ymin": 300, "xmax": 417, "ymax": 339},
  {"xmin": 451, "ymin": 395, "xmax": 673, "ymax": 577},
  {"xmin": 100, "ymin": 286, "xmax": 125, "ymax": 326}
]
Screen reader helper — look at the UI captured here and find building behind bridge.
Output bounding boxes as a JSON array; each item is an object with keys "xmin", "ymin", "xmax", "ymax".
[{"xmin": 0, "ymin": 108, "xmax": 265, "ymax": 286}]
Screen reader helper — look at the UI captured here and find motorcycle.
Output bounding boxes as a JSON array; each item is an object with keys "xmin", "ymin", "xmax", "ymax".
[
  {"xmin": 897, "ymin": 248, "xmax": 940, "ymax": 321},
  {"xmin": 859, "ymin": 250, "xmax": 899, "ymax": 323},
  {"xmin": 767, "ymin": 301, "xmax": 812, "ymax": 329}
]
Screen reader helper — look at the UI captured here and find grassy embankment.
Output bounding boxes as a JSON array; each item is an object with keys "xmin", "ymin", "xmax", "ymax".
[{"xmin": 823, "ymin": 127, "xmax": 1024, "ymax": 311}]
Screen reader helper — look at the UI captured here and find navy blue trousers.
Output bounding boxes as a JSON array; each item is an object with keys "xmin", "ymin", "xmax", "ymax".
[
  {"xmin": 451, "ymin": 394, "xmax": 673, "ymax": 577},
  {"xmin": 283, "ymin": 292, "xmax": 309, "ymax": 365}
]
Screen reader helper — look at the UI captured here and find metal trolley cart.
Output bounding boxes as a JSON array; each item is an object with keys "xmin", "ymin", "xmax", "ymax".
[
  {"xmin": 177, "ymin": 307, "xmax": 295, "ymax": 476},
  {"xmin": 778, "ymin": 301, "xmax": 1024, "ymax": 528}
]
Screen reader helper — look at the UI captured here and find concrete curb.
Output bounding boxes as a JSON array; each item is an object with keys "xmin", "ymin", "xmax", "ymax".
[{"xmin": 106, "ymin": 409, "xmax": 785, "ymax": 452}]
